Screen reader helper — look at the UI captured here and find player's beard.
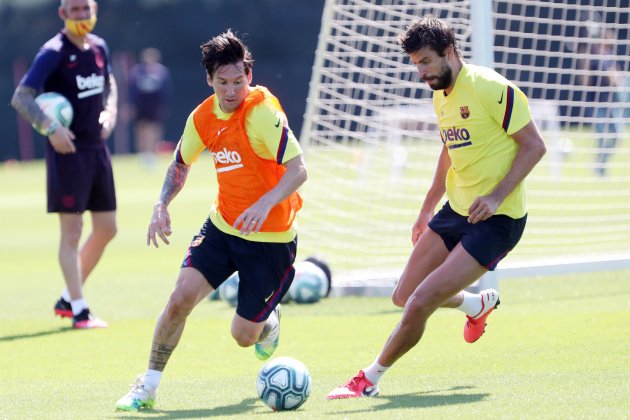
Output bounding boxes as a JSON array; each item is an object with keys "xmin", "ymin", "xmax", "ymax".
[{"xmin": 426, "ymin": 62, "xmax": 453, "ymax": 91}]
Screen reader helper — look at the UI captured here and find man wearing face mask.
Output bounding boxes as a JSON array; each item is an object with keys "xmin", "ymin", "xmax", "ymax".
[{"xmin": 11, "ymin": 0, "xmax": 118, "ymax": 329}]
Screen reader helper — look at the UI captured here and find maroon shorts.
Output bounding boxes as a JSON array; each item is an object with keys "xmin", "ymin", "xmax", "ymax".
[{"xmin": 46, "ymin": 146, "xmax": 117, "ymax": 213}]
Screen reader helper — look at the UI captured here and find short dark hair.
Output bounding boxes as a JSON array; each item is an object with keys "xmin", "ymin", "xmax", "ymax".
[
  {"xmin": 200, "ymin": 29, "xmax": 254, "ymax": 78},
  {"xmin": 398, "ymin": 15, "xmax": 460, "ymax": 57}
]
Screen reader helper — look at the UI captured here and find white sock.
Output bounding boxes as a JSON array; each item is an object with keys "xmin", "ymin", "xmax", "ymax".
[
  {"xmin": 61, "ymin": 289, "xmax": 71, "ymax": 302},
  {"xmin": 143, "ymin": 369, "xmax": 162, "ymax": 390},
  {"xmin": 70, "ymin": 298, "xmax": 89, "ymax": 316},
  {"xmin": 363, "ymin": 360, "xmax": 389, "ymax": 385},
  {"xmin": 456, "ymin": 290, "xmax": 483, "ymax": 317},
  {"xmin": 259, "ymin": 309, "xmax": 279, "ymax": 342},
  {"xmin": 268, "ymin": 308, "xmax": 278, "ymax": 326}
]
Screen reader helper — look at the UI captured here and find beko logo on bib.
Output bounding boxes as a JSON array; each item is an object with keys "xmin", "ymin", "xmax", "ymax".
[
  {"xmin": 212, "ymin": 148, "xmax": 244, "ymax": 172},
  {"xmin": 211, "ymin": 148, "xmax": 242, "ymax": 164},
  {"xmin": 76, "ymin": 73, "xmax": 105, "ymax": 99},
  {"xmin": 440, "ymin": 127, "xmax": 472, "ymax": 150}
]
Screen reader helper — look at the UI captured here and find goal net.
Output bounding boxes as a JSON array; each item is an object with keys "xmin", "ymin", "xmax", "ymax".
[{"xmin": 298, "ymin": 0, "xmax": 630, "ymax": 284}]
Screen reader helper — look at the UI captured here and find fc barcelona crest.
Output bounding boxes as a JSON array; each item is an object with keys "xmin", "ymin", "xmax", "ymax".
[{"xmin": 460, "ymin": 106, "xmax": 470, "ymax": 119}]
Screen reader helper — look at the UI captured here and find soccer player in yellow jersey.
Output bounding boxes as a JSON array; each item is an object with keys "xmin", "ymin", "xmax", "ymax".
[
  {"xmin": 328, "ymin": 15, "xmax": 546, "ymax": 399},
  {"xmin": 116, "ymin": 30, "xmax": 307, "ymax": 411}
]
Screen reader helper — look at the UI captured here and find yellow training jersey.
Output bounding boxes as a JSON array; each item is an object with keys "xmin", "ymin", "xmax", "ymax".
[
  {"xmin": 175, "ymin": 85, "xmax": 303, "ymax": 242},
  {"xmin": 433, "ymin": 63, "xmax": 532, "ymax": 218}
]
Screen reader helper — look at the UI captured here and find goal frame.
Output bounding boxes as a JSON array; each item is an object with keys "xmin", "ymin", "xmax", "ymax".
[{"xmin": 300, "ymin": 0, "xmax": 630, "ymax": 292}]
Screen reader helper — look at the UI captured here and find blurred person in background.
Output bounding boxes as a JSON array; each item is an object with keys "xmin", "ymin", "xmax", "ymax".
[
  {"xmin": 128, "ymin": 47, "xmax": 172, "ymax": 169},
  {"xmin": 587, "ymin": 29, "xmax": 622, "ymax": 177},
  {"xmin": 10, "ymin": 0, "xmax": 118, "ymax": 329}
]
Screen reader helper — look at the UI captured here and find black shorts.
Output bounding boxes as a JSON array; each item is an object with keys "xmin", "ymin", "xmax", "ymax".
[
  {"xmin": 428, "ymin": 202, "xmax": 527, "ymax": 271},
  {"xmin": 46, "ymin": 146, "xmax": 117, "ymax": 213},
  {"xmin": 182, "ymin": 218, "xmax": 297, "ymax": 322}
]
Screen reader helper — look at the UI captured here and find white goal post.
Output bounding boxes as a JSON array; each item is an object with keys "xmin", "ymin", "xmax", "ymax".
[{"xmin": 299, "ymin": 0, "xmax": 630, "ymax": 292}]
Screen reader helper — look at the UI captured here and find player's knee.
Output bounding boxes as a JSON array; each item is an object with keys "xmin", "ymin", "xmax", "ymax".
[
  {"xmin": 404, "ymin": 293, "xmax": 434, "ymax": 320},
  {"xmin": 231, "ymin": 328, "xmax": 257, "ymax": 347},
  {"xmin": 164, "ymin": 290, "xmax": 194, "ymax": 320},
  {"xmin": 103, "ymin": 224, "xmax": 117, "ymax": 241},
  {"xmin": 391, "ymin": 290, "xmax": 407, "ymax": 308},
  {"xmin": 95, "ymin": 223, "xmax": 117, "ymax": 242},
  {"xmin": 61, "ymin": 227, "xmax": 83, "ymax": 247}
]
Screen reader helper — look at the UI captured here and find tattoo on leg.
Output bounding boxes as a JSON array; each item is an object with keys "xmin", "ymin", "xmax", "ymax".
[{"xmin": 149, "ymin": 342, "xmax": 175, "ymax": 371}]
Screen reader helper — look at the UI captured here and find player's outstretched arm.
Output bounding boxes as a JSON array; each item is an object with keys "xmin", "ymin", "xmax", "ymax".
[{"xmin": 147, "ymin": 160, "xmax": 191, "ymax": 247}]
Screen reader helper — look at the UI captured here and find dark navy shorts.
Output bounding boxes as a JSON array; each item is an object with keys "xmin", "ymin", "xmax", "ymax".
[
  {"xmin": 46, "ymin": 146, "xmax": 117, "ymax": 213},
  {"xmin": 182, "ymin": 218, "xmax": 297, "ymax": 322},
  {"xmin": 428, "ymin": 202, "xmax": 527, "ymax": 271}
]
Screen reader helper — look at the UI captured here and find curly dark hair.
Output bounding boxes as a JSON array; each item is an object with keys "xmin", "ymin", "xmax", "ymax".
[
  {"xmin": 200, "ymin": 29, "xmax": 254, "ymax": 78},
  {"xmin": 398, "ymin": 15, "xmax": 460, "ymax": 57}
]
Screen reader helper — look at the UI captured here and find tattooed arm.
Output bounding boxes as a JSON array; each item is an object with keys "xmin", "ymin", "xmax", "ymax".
[
  {"xmin": 11, "ymin": 85, "xmax": 49, "ymax": 134},
  {"xmin": 147, "ymin": 159, "xmax": 191, "ymax": 247},
  {"xmin": 11, "ymin": 85, "xmax": 77, "ymax": 154},
  {"xmin": 99, "ymin": 74, "xmax": 118, "ymax": 140}
]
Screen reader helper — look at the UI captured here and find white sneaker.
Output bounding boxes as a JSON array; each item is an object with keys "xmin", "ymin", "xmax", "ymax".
[
  {"xmin": 115, "ymin": 375, "xmax": 157, "ymax": 411},
  {"xmin": 255, "ymin": 305, "xmax": 281, "ymax": 361}
]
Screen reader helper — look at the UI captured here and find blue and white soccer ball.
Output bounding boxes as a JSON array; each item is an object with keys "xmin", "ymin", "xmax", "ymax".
[
  {"xmin": 218, "ymin": 272, "xmax": 239, "ymax": 307},
  {"xmin": 35, "ymin": 92, "xmax": 73, "ymax": 128},
  {"xmin": 288, "ymin": 261, "xmax": 327, "ymax": 304},
  {"xmin": 256, "ymin": 356, "xmax": 312, "ymax": 411}
]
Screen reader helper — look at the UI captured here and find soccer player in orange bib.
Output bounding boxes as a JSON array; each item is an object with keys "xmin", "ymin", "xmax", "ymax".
[
  {"xmin": 328, "ymin": 15, "xmax": 546, "ymax": 399},
  {"xmin": 116, "ymin": 30, "xmax": 307, "ymax": 411}
]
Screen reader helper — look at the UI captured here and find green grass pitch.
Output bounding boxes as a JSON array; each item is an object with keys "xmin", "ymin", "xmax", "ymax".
[{"xmin": 0, "ymin": 155, "xmax": 629, "ymax": 418}]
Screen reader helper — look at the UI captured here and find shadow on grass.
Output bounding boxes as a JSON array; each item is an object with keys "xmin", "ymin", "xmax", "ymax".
[
  {"xmin": 371, "ymin": 308, "xmax": 404, "ymax": 316},
  {"xmin": 107, "ymin": 387, "xmax": 485, "ymax": 418},
  {"xmin": 328, "ymin": 385, "xmax": 490, "ymax": 414},
  {"xmin": 129, "ymin": 397, "xmax": 259, "ymax": 419},
  {"xmin": 0, "ymin": 326, "xmax": 73, "ymax": 342}
]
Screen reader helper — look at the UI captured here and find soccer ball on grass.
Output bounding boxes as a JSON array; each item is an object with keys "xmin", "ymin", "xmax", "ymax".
[
  {"xmin": 256, "ymin": 356, "xmax": 312, "ymax": 411},
  {"xmin": 288, "ymin": 261, "xmax": 327, "ymax": 304},
  {"xmin": 304, "ymin": 255, "xmax": 332, "ymax": 297}
]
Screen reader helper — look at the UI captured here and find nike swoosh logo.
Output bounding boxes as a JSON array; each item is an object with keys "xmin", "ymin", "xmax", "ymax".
[
  {"xmin": 274, "ymin": 118, "xmax": 281, "ymax": 128},
  {"xmin": 264, "ymin": 291, "xmax": 274, "ymax": 302},
  {"xmin": 498, "ymin": 91, "xmax": 504, "ymax": 104}
]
